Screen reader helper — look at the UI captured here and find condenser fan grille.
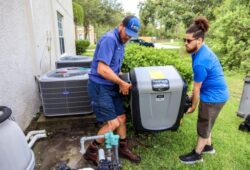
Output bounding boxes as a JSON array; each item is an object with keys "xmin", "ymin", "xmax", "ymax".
[{"xmin": 46, "ymin": 68, "xmax": 89, "ymax": 78}]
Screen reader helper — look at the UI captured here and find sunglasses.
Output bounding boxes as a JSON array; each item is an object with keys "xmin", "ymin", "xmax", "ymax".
[{"xmin": 183, "ymin": 38, "xmax": 197, "ymax": 44}]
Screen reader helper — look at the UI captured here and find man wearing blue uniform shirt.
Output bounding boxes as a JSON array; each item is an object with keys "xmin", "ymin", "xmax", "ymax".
[
  {"xmin": 179, "ymin": 17, "xmax": 229, "ymax": 164},
  {"xmin": 84, "ymin": 16, "xmax": 141, "ymax": 165}
]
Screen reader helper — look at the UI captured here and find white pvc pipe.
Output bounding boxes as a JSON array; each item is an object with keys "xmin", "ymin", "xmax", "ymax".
[
  {"xmin": 26, "ymin": 130, "xmax": 46, "ymax": 141},
  {"xmin": 28, "ymin": 133, "xmax": 47, "ymax": 148},
  {"xmin": 98, "ymin": 149, "xmax": 105, "ymax": 161},
  {"xmin": 80, "ymin": 135, "xmax": 104, "ymax": 154}
]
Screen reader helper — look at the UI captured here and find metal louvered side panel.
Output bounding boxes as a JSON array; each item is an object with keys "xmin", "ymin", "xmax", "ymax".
[{"xmin": 39, "ymin": 79, "xmax": 92, "ymax": 116}]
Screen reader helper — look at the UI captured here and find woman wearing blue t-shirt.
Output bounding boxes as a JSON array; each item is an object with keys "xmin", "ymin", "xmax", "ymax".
[{"xmin": 179, "ymin": 17, "xmax": 229, "ymax": 164}]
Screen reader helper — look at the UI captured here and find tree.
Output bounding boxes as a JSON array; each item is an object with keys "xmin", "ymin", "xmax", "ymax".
[
  {"xmin": 73, "ymin": 0, "xmax": 124, "ymax": 40},
  {"xmin": 72, "ymin": 2, "xmax": 84, "ymax": 39},
  {"xmin": 209, "ymin": 0, "xmax": 250, "ymax": 72},
  {"xmin": 73, "ymin": 2, "xmax": 84, "ymax": 25},
  {"xmin": 139, "ymin": 0, "xmax": 223, "ymax": 38},
  {"xmin": 95, "ymin": 0, "xmax": 124, "ymax": 39}
]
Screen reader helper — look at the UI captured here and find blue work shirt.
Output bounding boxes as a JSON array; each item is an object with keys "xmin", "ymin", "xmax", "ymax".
[
  {"xmin": 89, "ymin": 28, "xmax": 125, "ymax": 86},
  {"xmin": 192, "ymin": 43, "xmax": 229, "ymax": 103}
]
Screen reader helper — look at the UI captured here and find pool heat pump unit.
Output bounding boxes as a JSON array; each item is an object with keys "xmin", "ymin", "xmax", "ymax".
[
  {"xmin": 129, "ymin": 66, "xmax": 188, "ymax": 132},
  {"xmin": 56, "ymin": 55, "xmax": 92, "ymax": 69},
  {"xmin": 39, "ymin": 67, "xmax": 92, "ymax": 116}
]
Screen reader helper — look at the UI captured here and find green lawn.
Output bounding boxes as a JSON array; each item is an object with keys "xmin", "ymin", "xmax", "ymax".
[
  {"xmin": 123, "ymin": 72, "xmax": 249, "ymax": 170},
  {"xmin": 83, "ymin": 50, "xmax": 94, "ymax": 57},
  {"xmin": 82, "ymin": 45, "xmax": 96, "ymax": 57}
]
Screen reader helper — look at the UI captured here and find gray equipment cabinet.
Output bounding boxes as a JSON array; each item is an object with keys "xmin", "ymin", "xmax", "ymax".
[
  {"xmin": 237, "ymin": 76, "xmax": 250, "ymax": 118},
  {"xmin": 130, "ymin": 66, "xmax": 188, "ymax": 132},
  {"xmin": 39, "ymin": 67, "xmax": 92, "ymax": 116}
]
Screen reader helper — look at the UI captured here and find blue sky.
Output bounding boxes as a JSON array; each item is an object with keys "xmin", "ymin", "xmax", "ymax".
[{"xmin": 119, "ymin": 0, "xmax": 144, "ymax": 17}]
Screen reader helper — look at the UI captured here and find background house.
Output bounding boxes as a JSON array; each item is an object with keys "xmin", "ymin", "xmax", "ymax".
[
  {"xmin": 0, "ymin": 0, "xmax": 75, "ymax": 129},
  {"xmin": 76, "ymin": 25, "xmax": 95, "ymax": 44}
]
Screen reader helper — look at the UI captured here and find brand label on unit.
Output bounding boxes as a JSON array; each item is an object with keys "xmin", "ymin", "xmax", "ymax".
[
  {"xmin": 152, "ymin": 79, "xmax": 170, "ymax": 91},
  {"xmin": 63, "ymin": 90, "xmax": 70, "ymax": 96},
  {"xmin": 156, "ymin": 94, "xmax": 165, "ymax": 101}
]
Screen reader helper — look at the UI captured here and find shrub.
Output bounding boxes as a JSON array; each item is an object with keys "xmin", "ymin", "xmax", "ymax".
[
  {"xmin": 122, "ymin": 44, "xmax": 193, "ymax": 86},
  {"xmin": 209, "ymin": 4, "xmax": 250, "ymax": 72},
  {"xmin": 75, "ymin": 40, "xmax": 90, "ymax": 55}
]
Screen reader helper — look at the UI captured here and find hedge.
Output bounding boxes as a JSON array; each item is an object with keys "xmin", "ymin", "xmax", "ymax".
[
  {"xmin": 75, "ymin": 40, "xmax": 90, "ymax": 55},
  {"xmin": 122, "ymin": 44, "xmax": 193, "ymax": 86}
]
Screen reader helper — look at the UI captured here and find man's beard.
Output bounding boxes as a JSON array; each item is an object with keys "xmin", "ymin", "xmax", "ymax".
[
  {"xmin": 185, "ymin": 45, "xmax": 198, "ymax": 54},
  {"xmin": 118, "ymin": 30, "xmax": 129, "ymax": 44}
]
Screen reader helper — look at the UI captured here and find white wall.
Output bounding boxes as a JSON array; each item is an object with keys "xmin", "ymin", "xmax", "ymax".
[
  {"xmin": 0, "ymin": 0, "xmax": 75, "ymax": 129},
  {"xmin": 31, "ymin": 0, "xmax": 75, "ymax": 73},
  {"xmin": 0, "ymin": 0, "xmax": 40, "ymax": 129},
  {"xmin": 30, "ymin": 0, "xmax": 54, "ymax": 74},
  {"xmin": 53, "ymin": 0, "xmax": 76, "ymax": 59}
]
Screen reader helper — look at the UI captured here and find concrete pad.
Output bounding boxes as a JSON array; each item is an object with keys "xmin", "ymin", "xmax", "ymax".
[
  {"xmin": 33, "ymin": 132, "xmax": 97, "ymax": 170},
  {"xmin": 26, "ymin": 113, "xmax": 101, "ymax": 169}
]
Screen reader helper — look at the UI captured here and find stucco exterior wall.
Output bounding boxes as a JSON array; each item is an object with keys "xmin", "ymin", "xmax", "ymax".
[
  {"xmin": 0, "ymin": 0, "xmax": 75, "ymax": 129},
  {"xmin": 0, "ymin": 0, "xmax": 40, "ymax": 129},
  {"xmin": 53, "ymin": 0, "xmax": 76, "ymax": 58},
  {"xmin": 31, "ymin": 0, "xmax": 75, "ymax": 73}
]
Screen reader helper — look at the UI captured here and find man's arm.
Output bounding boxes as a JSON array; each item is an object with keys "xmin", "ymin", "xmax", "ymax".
[
  {"xmin": 97, "ymin": 61, "xmax": 131, "ymax": 95},
  {"xmin": 187, "ymin": 81, "xmax": 202, "ymax": 113}
]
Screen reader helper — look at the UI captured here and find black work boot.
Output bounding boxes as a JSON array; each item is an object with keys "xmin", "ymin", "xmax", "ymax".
[
  {"xmin": 83, "ymin": 142, "xmax": 99, "ymax": 166},
  {"xmin": 119, "ymin": 139, "xmax": 141, "ymax": 163}
]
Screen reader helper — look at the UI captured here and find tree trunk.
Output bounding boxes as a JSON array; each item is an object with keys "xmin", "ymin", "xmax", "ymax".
[
  {"xmin": 95, "ymin": 24, "xmax": 99, "ymax": 42},
  {"xmin": 84, "ymin": 24, "xmax": 89, "ymax": 40},
  {"xmin": 75, "ymin": 23, "xmax": 78, "ymax": 40}
]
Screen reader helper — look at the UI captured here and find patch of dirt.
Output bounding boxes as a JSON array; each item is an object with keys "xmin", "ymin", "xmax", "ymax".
[{"xmin": 33, "ymin": 132, "xmax": 97, "ymax": 170}]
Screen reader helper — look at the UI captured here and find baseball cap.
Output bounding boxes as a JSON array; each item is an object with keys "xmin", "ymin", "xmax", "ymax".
[{"xmin": 122, "ymin": 16, "xmax": 141, "ymax": 37}]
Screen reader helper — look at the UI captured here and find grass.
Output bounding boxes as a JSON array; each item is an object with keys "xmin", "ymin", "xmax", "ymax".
[
  {"xmin": 83, "ymin": 51, "xmax": 94, "ymax": 57},
  {"xmin": 123, "ymin": 72, "xmax": 249, "ymax": 170},
  {"xmin": 81, "ymin": 44, "xmax": 96, "ymax": 57},
  {"xmin": 88, "ymin": 44, "xmax": 96, "ymax": 50}
]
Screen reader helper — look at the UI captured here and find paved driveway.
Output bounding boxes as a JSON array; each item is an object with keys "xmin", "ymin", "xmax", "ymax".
[{"xmin": 154, "ymin": 43, "xmax": 180, "ymax": 49}]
